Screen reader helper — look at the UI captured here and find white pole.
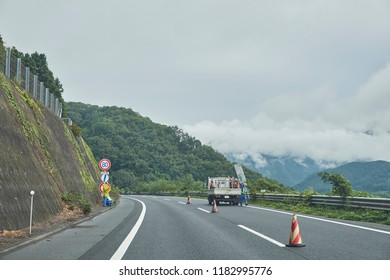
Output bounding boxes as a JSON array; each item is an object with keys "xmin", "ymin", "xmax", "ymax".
[{"xmin": 29, "ymin": 191, "xmax": 35, "ymax": 235}]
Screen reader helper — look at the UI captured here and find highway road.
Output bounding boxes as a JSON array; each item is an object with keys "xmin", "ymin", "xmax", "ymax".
[{"xmin": 1, "ymin": 195, "xmax": 389, "ymax": 260}]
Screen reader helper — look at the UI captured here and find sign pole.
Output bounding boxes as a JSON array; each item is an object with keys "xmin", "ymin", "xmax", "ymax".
[{"xmin": 99, "ymin": 158, "xmax": 112, "ymax": 206}]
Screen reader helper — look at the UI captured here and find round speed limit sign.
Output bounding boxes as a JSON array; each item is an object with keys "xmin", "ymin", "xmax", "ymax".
[{"xmin": 99, "ymin": 158, "xmax": 111, "ymax": 171}]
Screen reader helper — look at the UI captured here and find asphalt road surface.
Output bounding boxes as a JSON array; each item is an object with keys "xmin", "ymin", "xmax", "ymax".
[{"xmin": 1, "ymin": 195, "xmax": 389, "ymax": 260}]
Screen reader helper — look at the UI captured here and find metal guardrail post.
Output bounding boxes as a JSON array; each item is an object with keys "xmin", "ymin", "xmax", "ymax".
[
  {"xmin": 58, "ymin": 102, "xmax": 63, "ymax": 118},
  {"xmin": 39, "ymin": 82, "xmax": 44, "ymax": 103},
  {"xmin": 33, "ymin": 75, "xmax": 38, "ymax": 99},
  {"xmin": 25, "ymin": 67, "xmax": 30, "ymax": 92},
  {"xmin": 50, "ymin": 93, "xmax": 55, "ymax": 112},
  {"xmin": 55, "ymin": 98, "xmax": 59, "ymax": 116},
  {"xmin": 16, "ymin": 58, "xmax": 21, "ymax": 82},
  {"xmin": 5, "ymin": 48, "xmax": 11, "ymax": 77},
  {"xmin": 45, "ymin": 88, "xmax": 49, "ymax": 106}
]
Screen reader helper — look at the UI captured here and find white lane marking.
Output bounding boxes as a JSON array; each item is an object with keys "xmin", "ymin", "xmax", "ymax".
[
  {"xmin": 197, "ymin": 207, "xmax": 211, "ymax": 214},
  {"xmin": 164, "ymin": 198, "xmax": 171, "ymax": 201},
  {"xmin": 178, "ymin": 201, "xmax": 186, "ymax": 205},
  {"xmin": 238, "ymin": 225, "xmax": 286, "ymax": 247},
  {"xmin": 247, "ymin": 205, "xmax": 390, "ymax": 235},
  {"xmin": 110, "ymin": 197, "xmax": 146, "ymax": 260}
]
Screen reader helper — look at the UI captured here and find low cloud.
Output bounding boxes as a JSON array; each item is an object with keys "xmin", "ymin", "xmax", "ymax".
[{"xmin": 184, "ymin": 64, "xmax": 390, "ymax": 164}]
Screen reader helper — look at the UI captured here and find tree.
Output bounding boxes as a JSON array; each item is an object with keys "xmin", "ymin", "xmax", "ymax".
[
  {"xmin": 11, "ymin": 48, "xmax": 65, "ymax": 107},
  {"xmin": 319, "ymin": 172, "xmax": 353, "ymax": 204}
]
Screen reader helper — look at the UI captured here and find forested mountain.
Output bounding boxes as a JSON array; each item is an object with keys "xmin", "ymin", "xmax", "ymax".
[
  {"xmin": 294, "ymin": 160, "xmax": 390, "ymax": 196},
  {"xmin": 66, "ymin": 102, "xmax": 291, "ymax": 193}
]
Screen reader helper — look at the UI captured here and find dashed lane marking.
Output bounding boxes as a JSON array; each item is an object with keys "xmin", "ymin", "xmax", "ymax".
[
  {"xmin": 238, "ymin": 225, "xmax": 285, "ymax": 247},
  {"xmin": 197, "ymin": 207, "xmax": 211, "ymax": 214}
]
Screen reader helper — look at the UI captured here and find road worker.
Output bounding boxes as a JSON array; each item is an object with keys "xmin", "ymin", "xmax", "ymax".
[{"xmin": 240, "ymin": 183, "xmax": 249, "ymax": 206}]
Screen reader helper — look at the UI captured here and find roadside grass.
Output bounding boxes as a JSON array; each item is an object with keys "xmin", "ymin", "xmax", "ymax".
[{"xmin": 61, "ymin": 192, "xmax": 92, "ymax": 215}]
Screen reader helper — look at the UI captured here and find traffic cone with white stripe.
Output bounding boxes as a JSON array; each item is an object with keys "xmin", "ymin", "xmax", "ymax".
[
  {"xmin": 211, "ymin": 199, "xmax": 218, "ymax": 213},
  {"xmin": 286, "ymin": 214, "xmax": 305, "ymax": 247},
  {"xmin": 187, "ymin": 196, "xmax": 192, "ymax": 204}
]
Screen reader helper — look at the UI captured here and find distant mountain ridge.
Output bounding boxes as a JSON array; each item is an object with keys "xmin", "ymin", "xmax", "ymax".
[
  {"xmin": 294, "ymin": 160, "xmax": 390, "ymax": 196},
  {"xmin": 225, "ymin": 153, "xmax": 390, "ymax": 196},
  {"xmin": 224, "ymin": 153, "xmax": 340, "ymax": 187}
]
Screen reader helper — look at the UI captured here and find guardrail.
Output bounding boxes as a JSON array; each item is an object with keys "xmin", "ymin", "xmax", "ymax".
[
  {"xmin": 130, "ymin": 191, "xmax": 390, "ymax": 211},
  {"xmin": 256, "ymin": 194, "xmax": 390, "ymax": 211}
]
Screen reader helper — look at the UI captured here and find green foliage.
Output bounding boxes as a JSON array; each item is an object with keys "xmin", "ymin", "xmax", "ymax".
[
  {"xmin": 252, "ymin": 177, "xmax": 296, "ymax": 194},
  {"xmin": 1, "ymin": 73, "xmax": 56, "ymax": 175},
  {"xmin": 351, "ymin": 190, "xmax": 375, "ymax": 198},
  {"xmin": 66, "ymin": 102, "xmax": 279, "ymax": 191},
  {"xmin": 10, "ymin": 46, "xmax": 66, "ymax": 116},
  {"xmin": 296, "ymin": 161, "xmax": 390, "ymax": 197},
  {"xmin": 61, "ymin": 192, "xmax": 92, "ymax": 215},
  {"xmin": 134, "ymin": 175, "xmax": 204, "ymax": 194},
  {"xmin": 301, "ymin": 187, "xmax": 318, "ymax": 200},
  {"xmin": 139, "ymin": 179, "xmax": 178, "ymax": 193},
  {"xmin": 63, "ymin": 123, "xmax": 97, "ymax": 193},
  {"xmin": 1, "ymin": 74, "xmax": 34, "ymax": 140},
  {"xmin": 319, "ymin": 172, "xmax": 353, "ymax": 202},
  {"xmin": 71, "ymin": 124, "xmax": 82, "ymax": 137}
]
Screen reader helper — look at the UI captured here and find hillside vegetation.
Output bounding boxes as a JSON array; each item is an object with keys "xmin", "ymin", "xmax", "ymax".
[
  {"xmin": 0, "ymin": 72, "xmax": 102, "ymax": 231},
  {"xmin": 295, "ymin": 161, "xmax": 390, "ymax": 197},
  {"xmin": 66, "ymin": 102, "xmax": 293, "ymax": 194},
  {"xmin": 3, "ymin": 36, "xmax": 66, "ymax": 116}
]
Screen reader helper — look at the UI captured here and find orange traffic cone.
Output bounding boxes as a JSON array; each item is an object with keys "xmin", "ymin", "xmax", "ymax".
[
  {"xmin": 211, "ymin": 199, "xmax": 218, "ymax": 213},
  {"xmin": 286, "ymin": 214, "xmax": 305, "ymax": 247},
  {"xmin": 187, "ymin": 196, "xmax": 192, "ymax": 204}
]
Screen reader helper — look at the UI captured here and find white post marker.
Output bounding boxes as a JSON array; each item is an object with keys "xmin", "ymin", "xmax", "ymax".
[{"xmin": 29, "ymin": 190, "xmax": 35, "ymax": 235}]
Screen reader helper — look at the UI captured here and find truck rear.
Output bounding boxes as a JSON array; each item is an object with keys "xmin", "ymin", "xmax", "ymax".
[{"xmin": 207, "ymin": 177, "xmax": 241, "ymax": 205}]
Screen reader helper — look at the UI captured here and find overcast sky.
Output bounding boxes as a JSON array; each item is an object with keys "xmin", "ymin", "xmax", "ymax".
[{"xmin": 1, "ymin": 0, "xmax": 390, "ymax": 165}]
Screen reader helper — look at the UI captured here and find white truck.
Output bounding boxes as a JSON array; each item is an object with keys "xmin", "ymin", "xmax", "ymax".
[{"xmin": 207, "ymin": 176, "xmax": 241, "ymax": 205}]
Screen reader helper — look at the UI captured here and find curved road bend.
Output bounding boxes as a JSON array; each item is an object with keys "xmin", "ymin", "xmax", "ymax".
[{"xmin": 1, "ymin": 195, "xmax": 389, "ymax": 260}]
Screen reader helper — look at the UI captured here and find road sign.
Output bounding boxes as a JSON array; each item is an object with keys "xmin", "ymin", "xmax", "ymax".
[
  {"xmin": 99, "ymin": 158, "xmax": 111, "ymax": 171},
  {"xmin": 234, "ymin": 164, "xmax": 246, "ymax": 183},
  {"xmin": 99, "ymin": 182, "xmax": 111, "ymax": 193},
  {"xmin": 101, "ymin": 173, "xmax": 109, "ymax": 183}
]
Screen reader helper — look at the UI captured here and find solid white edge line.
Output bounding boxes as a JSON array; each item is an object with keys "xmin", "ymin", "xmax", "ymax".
[
  {"xmin": 197, "ymin": 207, "xmax": 211, "ymax": 214},
  {"xmin": 238, "ymin": 225, "xmax": 285, "ymax": 247},
  {"xmin": 110, "ymin": 197, "xmax": 146, "ymax": 260},
  {"xmin": 247, "ymin": 205, "xmax": 390, "ymax": 235}
]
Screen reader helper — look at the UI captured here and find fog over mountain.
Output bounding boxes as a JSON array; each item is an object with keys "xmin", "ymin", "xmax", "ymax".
[{"xmin": 224, "ymin": 153, "xmax": 339, "ymax": 187}]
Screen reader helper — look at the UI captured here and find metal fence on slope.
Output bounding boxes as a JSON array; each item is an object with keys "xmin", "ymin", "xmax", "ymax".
[{"xmin": 0, "ymin": 47, "xmax": 62, "ymax": 118}]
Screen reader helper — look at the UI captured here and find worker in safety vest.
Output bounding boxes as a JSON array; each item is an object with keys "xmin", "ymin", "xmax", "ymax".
[
  {"xmin": 240, "ymin": 183, "xmax": 248, "ymax": 206},
  {"xmin": 102, "ymin": 183, "xmax": 112, "ymax": 207}
]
